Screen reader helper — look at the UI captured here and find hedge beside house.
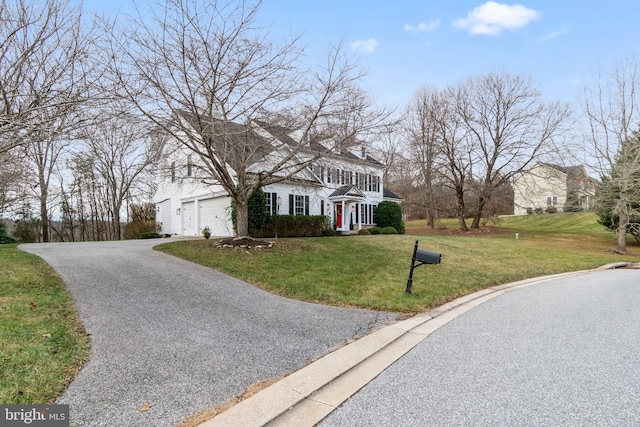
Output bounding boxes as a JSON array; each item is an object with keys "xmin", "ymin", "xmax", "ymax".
[
  {"xmin": 375, "ymin": 201, "xmax": 405, "ymax": 234},
  {"xmin": 254, "ymin": 215, "xmax": 334, "ymax": 238}
]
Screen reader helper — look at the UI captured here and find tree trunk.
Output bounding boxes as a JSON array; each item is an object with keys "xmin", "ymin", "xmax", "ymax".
[
  {"xmin": 616, "ymin": 198, "xmax": 628, "ymax": 253},
  {"xmin": 37, "ymin": 167, "xmax": 50, "ymax": 242},
  {"xmin": 40, "ymin": 194, "xmax": 50, "ymax": 243},
  {"xmin": 425, "ymin": 213, "xmax": 435, "ymax": 229},
  {"xmin": 471, "ymin": 195, "xmax": 487, "ymax": 229},
  {"xmin": 235, "ymin": 200, "xmax": 250, "ymax": 237},
  {"xmin": 455, "ymin": 185, "xmax": 468, "ymax": 231},
  {"xmin": 425, "ymin": 182, "xmax": 435, "ymax": 229}
]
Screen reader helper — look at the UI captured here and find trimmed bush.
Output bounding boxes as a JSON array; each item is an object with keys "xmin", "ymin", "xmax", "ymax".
[
  {"xmin": 322, "ymin": 227, "xmax": 337, "ymax": 237},
  {"xmin": 357, "ymin": 229, "xmax": 370, "ymax": 235},
  {"xmin": 140, "ymin": 231, "xmax": 162, "ymax": 239},
  {"xmin": 0, "ymin": 221, "xmax": 18, "ymax": 244},
  {"xmin": 375, "ymin": 201, "xmax": 404, "ymax": 234},
  {"xmin": 381, "ymin": 226, "xmax": 398, "ymax": 234},
  {"xmin": 123, "ymin": 221, "xmax": 161, "ymax": 239},
  {"xmin": 256, "ymin": 215, "xmax": 333, "ymax": 238},
  {"xmin": 369, "ymin": 227, "xmax": 382, "ymax": 235}
]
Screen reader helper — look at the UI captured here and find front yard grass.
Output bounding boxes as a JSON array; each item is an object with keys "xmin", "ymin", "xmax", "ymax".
[
  {"xmin": 0, "ymin": 244, "xmax": 89, "ymax": 404},
  {"xmin": 3, "ymin": 212, "xmax": 635, "ymax": 405},
  {"xmin": 156, "ymin": 213, "xmax": 638, "ymax": 313}
]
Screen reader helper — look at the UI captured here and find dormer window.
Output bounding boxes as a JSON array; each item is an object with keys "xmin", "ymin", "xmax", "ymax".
[{"xmin": 361, "ymin": 145, "xmax": 366, "ymax": 159}]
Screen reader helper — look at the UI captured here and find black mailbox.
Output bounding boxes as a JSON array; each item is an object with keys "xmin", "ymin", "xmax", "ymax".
[
  {"xmin": 415, "ymin": 249, "xmax": 441, "ymax": 265},
  {"xmin": 406, "ymin": 240, "xmax": 442, "ymax": 295}
]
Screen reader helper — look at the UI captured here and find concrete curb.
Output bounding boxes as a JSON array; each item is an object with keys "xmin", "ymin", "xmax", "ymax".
[{"xmin": 197, "ymin": 266, "xmax": 628, "ymax": 427}]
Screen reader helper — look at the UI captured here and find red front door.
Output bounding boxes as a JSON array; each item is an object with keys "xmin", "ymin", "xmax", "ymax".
[{"xmin": 336, "ymin": 204, "xmax": 343, "ymax": 228}]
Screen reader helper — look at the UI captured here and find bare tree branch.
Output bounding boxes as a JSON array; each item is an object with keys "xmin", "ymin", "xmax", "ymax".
[
  {"xmin": 104, "ymin": 0, "xmax": 388, "ymax": 236},
  {"xmin": 0, "ymin": 0, "xmax": 94, "ymax": 154}
]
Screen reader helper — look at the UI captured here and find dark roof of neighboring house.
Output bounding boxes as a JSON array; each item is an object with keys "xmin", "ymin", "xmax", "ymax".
[{"xmin": 383, "ymin": 187, "xmax": 402, "ymax": 200}]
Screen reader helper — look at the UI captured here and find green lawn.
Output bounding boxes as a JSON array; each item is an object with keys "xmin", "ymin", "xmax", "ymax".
[
  {"xmin": 157, "ymin": 212, "xmax": 638, "ymax": 313},
  {"xmin": 2, "ymin": 212, "xmax": 635, "ymax": 404},
  {"xmin": 0, "ymin": 244, "xmax": 89, "ymax": 404}
]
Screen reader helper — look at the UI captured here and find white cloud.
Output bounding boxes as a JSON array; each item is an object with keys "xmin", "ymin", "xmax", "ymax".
[
  {"xmin": 349, "ymin": 38, "xmax": 379, "ymax": 54},
  {"xmin": 453, "ymin": 1, "xmax": 540, "ymax": 36},
  {"xmin": 537, "ymin": 26, "xmax": 569, "ymax": 42},
  {"xmin": 403, "ymin": 19, "xmax": 441, "ymax": 33}
]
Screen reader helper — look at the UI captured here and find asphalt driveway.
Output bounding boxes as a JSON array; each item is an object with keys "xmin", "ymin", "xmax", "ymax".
[{"xmin": 21, "ymin": 239, "xmax": 399, "ymax": 427}]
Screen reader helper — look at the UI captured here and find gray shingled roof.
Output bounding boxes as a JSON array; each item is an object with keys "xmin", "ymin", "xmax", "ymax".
[
  {"xmin": 174, "ymin": 111, "xmax": 384, "ymax": 171},
  {"xmin": 383, "ymin": 187, "xmax": 402, "ymax": 200},
  {"xmin": 329, "ymin": 185, "xmax": 365, "ymax": 198}
]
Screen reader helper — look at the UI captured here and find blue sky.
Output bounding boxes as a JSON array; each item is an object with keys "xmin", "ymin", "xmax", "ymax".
[{"xmin": 85, "ymin": 0, "xmax": 640, "ymax": 110}]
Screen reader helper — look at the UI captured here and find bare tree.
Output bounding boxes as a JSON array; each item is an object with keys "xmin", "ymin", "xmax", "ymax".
[
  {"xmin": 84, "ymin": 114, "xmax": 161, "ymax": 239},
  {"xmin": 584, "ymin": 57, "xmax": 640, "ymax": 253},
  {"xmin": 436, "ymin": 84, "xmax": 475, "ymax": 231},
  {"xmin": 404, "ymin": 84, "xmax": 472, "ymax": 230},
  {"xmin": 105, "ymin": 0, "xmax": 385, "ymax": 236},
  {"xmin": 456, "ymin": 72, "xmax": 572, "ymax": 228},
  {"xmin": 22, "ymin": 133, "xmax": 68, "ymax": 242},
  {"xmin": 0, "ymin": 150, "xmax": 27, "ymax": 216},
  {"xmin": 66, "ymin": 152, "xmax": 111, "ymax": 241},
  {"xmin": 404, "ymin": 86, "xmax": 445, "ymax": 228},
  {"xmin": 0, "ymin": 0, "xmax": 93, "ymax": 154}
]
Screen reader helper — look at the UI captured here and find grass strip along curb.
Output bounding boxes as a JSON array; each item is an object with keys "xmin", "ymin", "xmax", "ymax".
[{"xmin": 0, "ymin": 244, "xmax": 89, "ymax": 404}]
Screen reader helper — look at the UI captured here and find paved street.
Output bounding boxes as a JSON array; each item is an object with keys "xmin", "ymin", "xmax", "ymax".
[
  {"xmin": 20, "ymin": 240, "xmax": 399, "ymax": 427},
  {"xmin": 320, "ymin": 268, "xmax": 640, "ymax": 426}
]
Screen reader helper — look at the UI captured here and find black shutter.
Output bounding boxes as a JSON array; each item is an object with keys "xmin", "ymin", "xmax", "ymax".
[
  {"xmin": 272, "ymin": 193, "xmax": 277, "ymax": 215},
  {"xmin": 305, "ymin": 196, "xmax": 310, "ymax": 216},
  {"xmin": 289, "ymin": 194, "xmax": 294, "ymax": 215}
]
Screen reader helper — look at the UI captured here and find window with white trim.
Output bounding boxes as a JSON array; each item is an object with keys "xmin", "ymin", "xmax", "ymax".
[
  {"xmin": 289, "ymin": 194, "xmax": 310, "ymax": 215},
  {"xmin": 265, "ymin": 192, "xmax": 278, "ymax": 215},
  {"xmin": 295, "ymin": 195, "xmax": 305, "ymax": 215}
]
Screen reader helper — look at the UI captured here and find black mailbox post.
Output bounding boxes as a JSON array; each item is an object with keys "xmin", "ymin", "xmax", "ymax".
[{"xmin": 405, "ymin": 240, "xmax": 441, "ymax": 295}]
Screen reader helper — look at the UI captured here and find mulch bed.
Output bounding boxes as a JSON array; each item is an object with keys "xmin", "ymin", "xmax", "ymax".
[{"xmin": 212, "ymin": 236, "xmax": 275, "ymax": 249}]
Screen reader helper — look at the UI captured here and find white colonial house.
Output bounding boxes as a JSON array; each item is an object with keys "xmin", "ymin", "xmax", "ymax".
[
  {"xmin": 513, "ymin": 162, "xmax": 597, "ymax": 215},
  {"xmin": 154, "ymin": 114, "xmax": 401, "ymax": 237}
]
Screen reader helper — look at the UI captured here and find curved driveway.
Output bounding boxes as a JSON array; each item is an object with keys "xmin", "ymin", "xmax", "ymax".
[
  {"xmin": 21, "ymin": 239, "xmax": 399, "ymax": 427},
  {"xmin": 320, "ymin": 268, "xmax": 640, "ymax": 426}
]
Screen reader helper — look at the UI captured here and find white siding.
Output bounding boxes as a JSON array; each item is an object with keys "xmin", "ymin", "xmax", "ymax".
[
  {"xmin": 152, "ymin": 124, "xmax": 390, "ymax": 235},
  {"xmin": 157, "ymin": 199, "xmax": 173, "ymax": 235}
]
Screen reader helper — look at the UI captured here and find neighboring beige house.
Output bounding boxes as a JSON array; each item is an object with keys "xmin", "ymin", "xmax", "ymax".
[{"xmin": 513, "ymin": 163, "xmax": 597, "ymax": 215}]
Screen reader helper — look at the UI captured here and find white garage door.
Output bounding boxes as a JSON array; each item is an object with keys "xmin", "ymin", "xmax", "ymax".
[
  {"xmin": 199, "ymin": 197, "xmax": 233, "ymax": 237},
  {"xmin": 182, "ymin": 201, "xmax": 196, "ymax": 236}
]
